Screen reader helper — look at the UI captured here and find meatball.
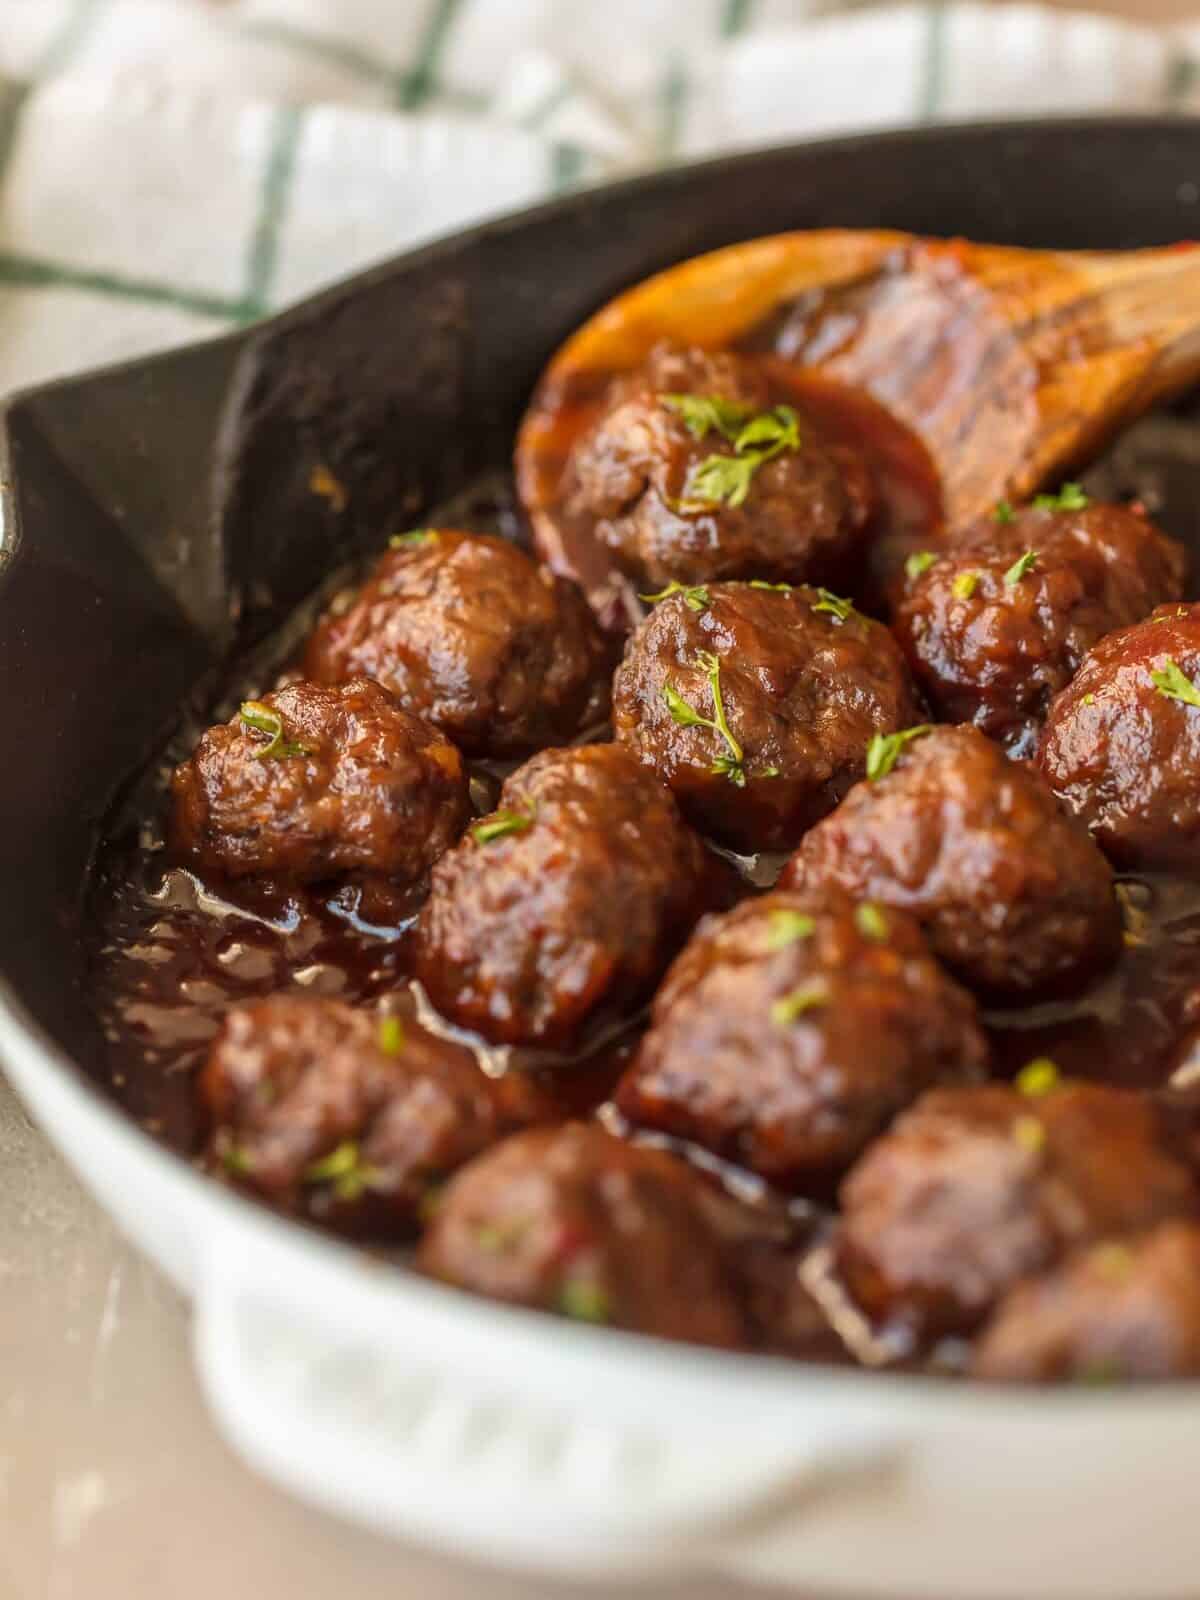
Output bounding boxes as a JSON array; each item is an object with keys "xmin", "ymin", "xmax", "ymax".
[
  {"xmin": 837, "ymin": 1078, "xmax": 1196, "ymax": 1340},
  {"xmin": 170, "ymin": 676, "xmax": 468, "ymax": 885},
  {"xmin": 894, "ymin": 500, "xmax": 1185, "ymax": 757},
  {"xmin": 413, "ymin": 743, "xmax": 720, "ymax": 1049},
  {"xmin": 565, "ymin": 342, "xmax": 873, "ymax": 590},
  {"xmin": 613, "ymin": 581, "xmax": 922, "ymax": 854},
  {"xmin": 973, "ymin": 1221, "xmax": 1200, "ymax": 1383},
  {"xmin": 783, "ymin": 723, "xmax": 1120, "ymax": 998},
  {"xmin": 616, "ymin": 891, "xmax": 987, "ymax": 1192},
  {"xmin": 1038, "ymin": 602, "xmax": 1200, "ymax": 870},
  {"xmin": 202, "ymin": 995, "xmax": 519, "ymax": 1235},
  {"xmin": 417, "ymin": 1122, "xmax": 750, "ymax": 1348},
  {"xmin": 304, "ymin": 530, "xmax": 611, "ymax": 757}
]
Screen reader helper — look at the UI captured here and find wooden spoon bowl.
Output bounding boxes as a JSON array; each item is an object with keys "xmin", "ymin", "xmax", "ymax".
[{"xmin": 516, "ymin": 229, "xmax": 1200, "ymax": 620}]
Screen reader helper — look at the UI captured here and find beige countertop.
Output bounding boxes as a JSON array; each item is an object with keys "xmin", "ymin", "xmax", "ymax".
[{"xmin": 2, "ymin": 3, "xmax": 1194, "ymax": 1593}]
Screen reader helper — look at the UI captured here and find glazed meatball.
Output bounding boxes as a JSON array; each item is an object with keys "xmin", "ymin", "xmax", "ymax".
[
  {"xmin": 1038, "ymin": 602, "xmax": 1200, "ymax": 870},
  {"xmin": 616, "ymin": 891, "xmax": 987, "ymax": 1192},
  {"xmin": 202, "ymin": 995, "xmax": 519, "ymax": 1235},
  {"xmin": 837, "ymin": 1079, "xmax": 1196, "ymax": 1340},
  {"xmin": 305, "ymin": 530, "xmax": 611, "ymax": 757},
  {"xmin": 973, "ymin": 1221, "xmax": 1200, "ymax": 1383},
  {"xmin": 417, "ymin": 1122, "xmax": 750, "ymax": 1348},
  {"xmin": 565, "ymin": 342, "xmax": 873, "ymax": 590},
  {"xmin": 894, "ymin": 500, "xmax": 1185, "ymax": 757},
  {"xmin": 170, "ymin": 676, "xmax": 469, "ymax": 885},
  {"xmin": 613, "ymin": 582, "xmax": 922, "ymax": 854},
  {"xmin": 413, "ymin": 743, "xmax": 720, "ymax": 1049},
  {"xmin": 783, "ymin": 723, "xmax": 1120, "ymax": 998}
]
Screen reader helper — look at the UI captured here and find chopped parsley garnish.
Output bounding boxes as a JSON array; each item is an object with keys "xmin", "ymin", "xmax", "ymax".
[
  {"xmin": 1150, "ymin": 658, "xmax": 1200, "ymax": 708},
  {"xmin": 952, "ymin": 571, "xmax": 979, "ymax": 601},
  {"xmin": 771, "ymin": 980, "xmax": 828, "ymax": 1026},
  {"xmin": 471, "ymin": 807, "xmax": 536, "ymax": 845},
  {"xmin": 639, "ymin": 579, "xmax": 710, "ymax": 613},
  {"xmin": 992, "ymin": 500, "xmax": 1016, "ymax": 524},
  {"xmin": 669, "ymin": 400, "xmax": 801, "ymax": 511},
  {"xmin": 389, "ymin": 527, "xmax": 436, "ymax": 548},
  {"xmin": 304, "ymin": 1141, "xmax": 380, "ymax": 1203},
  {"xmin": 239, "ymin": 700, "xmax": 311, "ymax": 761},
  {"xmin": 222, "ymin": 1143, "xmax": 253, "ymax": 1177},
  {"xmin": 905, "ymin": 550, "xmax": 936, "ymax": 580},
  {"xmin": 811, "ymin": 587, "xmax": 858, "ymax": 625},
  {"xmin": 1083, "ymin": 693, "xmax": 1097, "ymax": 706},
  {"xmin": 1034, "ymin": 483, "xmax": 1089, "ymax": 512},
  {"xmin": 558, "ymin": 1277, "xmax": 610, "ymax": 1324},
  {"xmin": 659, "ymin": 392, "xmax": 753, "ymax": 442},
  {"xmin": 766, "ymin": 909, "xmax": 816, "ymax": 950},
  {"xmin": 855, "ymin": 902, "xmax": 889, "ymax": 942},
  {"xmin": 476, "ymin": 1218, "xmax": 528, "ymax": 1253},
  {"xmin": 377, "ymin": 1015, "xmax": 405, "ymax": 1056},
  {"xmin": 1012, "ymin": 1115, "xmax": 1046, "ymax": 1155},
  {"xmin": 749, "ymin": 579, "xmax": 793, "ymax": 592},
  {"xmin": 1017, "ymin": 1057, "xmax": 1060, "ymax": 1098},
  {"xmin": 865, "ymin": 724, "xmax": 933, "ymax": 782},
  {"xmin": 663, "ymin": 650, "xmax": 745, "ymax": 786},
  {"xmin": 1003, "ymin": 549, "xmax": 1039, "ymax": 586}
]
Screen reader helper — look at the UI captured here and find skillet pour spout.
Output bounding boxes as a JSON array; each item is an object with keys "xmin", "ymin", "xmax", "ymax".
[{"xmin": 517, "ymin": 230, "xmax": 1200, "ymax": 550}]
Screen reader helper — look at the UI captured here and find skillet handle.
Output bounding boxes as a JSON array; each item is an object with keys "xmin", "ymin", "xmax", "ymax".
[{"xmin": 192, "ymin": 1220, "xmax": 902, "ymax": 1577}]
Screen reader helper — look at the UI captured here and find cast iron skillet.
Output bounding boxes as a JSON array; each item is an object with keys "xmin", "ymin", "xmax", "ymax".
[{"xmin": 6, "ymin": 113, "xmax": 1200, "ymax": 1228}]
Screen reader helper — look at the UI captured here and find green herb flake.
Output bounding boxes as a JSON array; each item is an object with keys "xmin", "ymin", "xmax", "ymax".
[
  {"xmin": 993, "ymin": 500, "xmax": 1016, "ymax": 524},
  {"xmin": 1083, "ymin": 693, "xmax": 1097, "ymax": 706},
  {"xmin": 1092, "ymin": 1242, "xmax": 1134, "ymax": 1282},
  {"xmin": 389, "ymin": 527, "xmax": 436, "ymax": 548},
  {"xmin": 1012, "ymin": 1115, "xmax": 1046, "ymax": 1155},
  {"xmin": 1150, "ymin": 658, "xmax": 1200, "ymax": 709},
  {"xmin": 659, "ymin": 392, "xmax": 753, "ymax": 442},
  {"xmin": 855, "ymin": 902, "xmax": 889, "ymax": 942},
  {"xmin": 239, "ymin": 700, "xmax": 311, "ymax": 761},
  {"xmin": 1034, "ymin": 483, "xmax": 1089, "ymax": 513},
  {"xmin": 766, "ymin": 910, "xmax": 816, "ymax": 950},
  {"xmin": 472, "ymin": 806, "xmax": 536, "ymax": 845},
  {"xmin": 664, "ymin": 651, "xmax": 745, "ymax": 786},
  {"xmin": 905, "ymin": 550, "xmax": 937, "ymax": 580},
  {"xmin": 1016, "ymin": 1057, "xmax": 1060, "ymax": 1098},
  {"xmin": 303, "ymin": 1140, "xmax": 379, "ymax": 1203},
  {"xmin": 558, "ymin": 1277, "xmax": 611, "ymax": 1324},
  {"xmin": 222, "ymin": 1143, "xmax": 253, "ymax": 1177},
  {"xmin": 1003, "ymin": 549, "xmax": 1039, "ymax": 587},
  {"xmin": 952, "ymin": 571, "xmax": 979, "ymax": 601},
  {"xmin": 377, "ymin": 1015, "xmax": 405, "ymax": 1057},
  {"xmin": 748, "ymin": 579, "xmax": 793, "ymax": 592},
  {"xmin": 771, "ymin": 980, "xmax": 829, "ymax": 1027},
  {"xmin": 671, "ymin": 402, "xmax": 802, "ymax": 511},
  {"xmin": 865, "ymin": 724, "xmax": 933, "ymax": 782},
  {"xmin": 476, "ymin": 1218, "xmax": 527, "ymax": 1254},
  {"xmin": 639, "ymin": 579, "xmax": 710, "ymax": 613},
  {"xmin": 811, "ymin": 587, "xmax": 858, "ymax": 625}
]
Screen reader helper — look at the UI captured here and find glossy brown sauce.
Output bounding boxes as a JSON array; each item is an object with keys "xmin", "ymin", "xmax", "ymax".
[{"xmin": 82, "ymin": 335, "xmax": 1200, "ymax": 1368}]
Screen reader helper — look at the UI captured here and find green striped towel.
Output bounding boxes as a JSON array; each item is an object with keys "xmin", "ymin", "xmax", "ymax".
[{"xmin": 0, "ymin": 0, "xmax": 1197, "ymax": 395}]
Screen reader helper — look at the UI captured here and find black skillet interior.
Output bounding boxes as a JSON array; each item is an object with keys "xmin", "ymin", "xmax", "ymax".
[{"xmin": 4, "ymin": 116, "xmax": 1200, "ymax": 1101}]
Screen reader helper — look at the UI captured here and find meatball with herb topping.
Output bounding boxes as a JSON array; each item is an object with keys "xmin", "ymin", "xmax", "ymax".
[
  {"xmin": 783, "ymin": 723, "xmax": 1121, "ymax": 998},
  {"xmin": 417, "ymin": 1122, "xmax": 751, "ymax": 1348},
  {"xmin": 413, "ymin": 743, "xmax": 723, "ymax": 1050},
  {"xmin": 305, "ymin": 529, "xmax": 612, "ymax": 757},
  {"xmin": 895, "ymin": 493, "xmax": 1186, "ymax": 757},
  {"xmin": 564, "ymin": 342, "xmax": 874, "ymax": 591},
  {"xmin": 836, "ymin": 1073, "xmax": 1197, "ymax": 1342},
  {"xmin": 613, "ymin": 581, "xmax": 922, "ymax": 854},
  {"xmin": 169, "ymin": 676, "xmax": 469, "ymax": 886},
  {"xmin": 1038, "ymin": 601, "xmax": 1200, "ymax": 870},
  {"xmin": 202, "ymin": 995, "xmax": 525, "ymax": 1235},
  {"xmin": 973, "ymin": 1220, "xmax": 1200, "ymax": 1383},
  {"xmin": 616, "ymin": 890, "xmax": 987, "ymax": 1193}
]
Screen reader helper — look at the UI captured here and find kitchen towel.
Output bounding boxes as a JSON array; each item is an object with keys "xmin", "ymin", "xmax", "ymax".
[{"xmin": 0, "ymin": 0, "xmax": 1198, "ymax": 395}]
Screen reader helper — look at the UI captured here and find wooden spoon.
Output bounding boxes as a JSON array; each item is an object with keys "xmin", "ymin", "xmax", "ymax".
[{"xmin": 516, "ymin": 229, "xmax": 1200, "ymax": 616}]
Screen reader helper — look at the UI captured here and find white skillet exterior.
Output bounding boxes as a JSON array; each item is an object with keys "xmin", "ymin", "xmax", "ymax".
[{"xmin": 2, "ymin": 980, "xmax": 1199, "ymax": 1597}]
